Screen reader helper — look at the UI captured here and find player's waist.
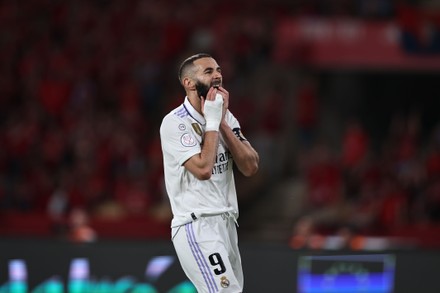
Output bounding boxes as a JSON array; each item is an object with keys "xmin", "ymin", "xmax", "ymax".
[
  {"xmin": 191, "ymin": 210, "xmax": 237, "ymax": 221},
  {"xmin": 171, "ymin": 208, "xmax": 238, "ymax": 227}
]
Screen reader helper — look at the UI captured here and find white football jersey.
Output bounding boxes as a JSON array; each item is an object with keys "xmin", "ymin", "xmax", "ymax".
[{"xmin": 160, "ymin": 97, "xmax": 240, "ymax": 227}]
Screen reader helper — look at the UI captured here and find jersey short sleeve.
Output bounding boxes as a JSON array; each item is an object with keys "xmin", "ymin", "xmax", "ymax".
[
  {"xmin": 225, "ymin": 110, "xmax": 247, "ymax": 141},
  {"xmin": 160, "ymin": 114, "xmax": 201, "ymax": 166}
]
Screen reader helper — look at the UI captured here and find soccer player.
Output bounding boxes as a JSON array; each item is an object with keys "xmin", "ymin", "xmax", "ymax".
[{"xmin": 160, "ymin": 53, "xmax": 259, "ymax": 292}]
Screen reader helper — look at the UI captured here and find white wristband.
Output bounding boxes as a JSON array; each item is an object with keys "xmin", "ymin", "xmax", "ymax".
[{"xmin": 204, "ymin": 94, "xmax": 223, "ymax": 132}]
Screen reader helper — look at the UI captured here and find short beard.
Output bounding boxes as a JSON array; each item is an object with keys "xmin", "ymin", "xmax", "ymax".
[
  {"xmin": 195, "ymin": 81, "xmax": 210, "ymax": 100},
  {"xmin": 195, "ymin": 80, "xmax": 222, "ymax": 99}
]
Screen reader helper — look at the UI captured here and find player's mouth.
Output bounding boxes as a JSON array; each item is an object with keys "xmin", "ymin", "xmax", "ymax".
[{"xmin": 212, "ymin": 79, "xmax": 222, "ymax": 88}]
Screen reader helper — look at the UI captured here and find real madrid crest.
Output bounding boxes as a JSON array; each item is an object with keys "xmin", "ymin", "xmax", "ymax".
[
  {"xmin": 191, "ymin": 123, "xmax": 203, "ymax": 136},
  {"xmin": 220, "ymin": 276, "xmax": 230, "ymax": 288}
]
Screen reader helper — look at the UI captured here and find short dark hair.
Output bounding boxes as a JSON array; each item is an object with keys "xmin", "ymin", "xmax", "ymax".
[{"xmin": 178, "ymin": 53, "xmax": 212, "ymax": 83}]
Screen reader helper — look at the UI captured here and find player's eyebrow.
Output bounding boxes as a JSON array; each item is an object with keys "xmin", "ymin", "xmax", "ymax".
[
  {"xmin": 203, "ymin": 66, "xmax": 221, "ymax": 74},
  {"xmin": 203, "ymin": 67, "xmax": 214, "ymax": 73}
]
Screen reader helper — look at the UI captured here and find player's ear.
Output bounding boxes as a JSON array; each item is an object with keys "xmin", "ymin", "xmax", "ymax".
[{"xmin": 182, "ymin": 77, "xmax": 195, "ymax": 90}]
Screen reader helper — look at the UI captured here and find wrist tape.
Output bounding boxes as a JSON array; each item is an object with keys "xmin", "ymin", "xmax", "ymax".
[{"xmin": 204, "ymin": 94, "xmax": 223, "ymax": 131}]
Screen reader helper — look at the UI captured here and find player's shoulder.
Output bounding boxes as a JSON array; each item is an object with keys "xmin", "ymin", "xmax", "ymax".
[
  {"xmin": 225, "ymin": 109, "xmax": 239, "ymax": 124},
  {"xmin": 161, "ymin": 104, "xmax": 189, "ymax": 131},
  {"xmin": 166, "ymin": 102, "xmax": 191, "ymax": 118},
  {"xmin": 225, "ymin": 109, "xmax": 235, "ymax": 119}
]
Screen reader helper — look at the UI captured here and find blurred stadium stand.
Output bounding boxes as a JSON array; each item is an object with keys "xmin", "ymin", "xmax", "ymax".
[{"xmin": 0, "ymin": 0, "xmax": 440, "ymax": 251}]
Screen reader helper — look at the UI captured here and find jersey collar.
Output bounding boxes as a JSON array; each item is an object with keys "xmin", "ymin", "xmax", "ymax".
[{"xmin": 183, "ymin": 97, "xmax": 205, "ymax": 125}]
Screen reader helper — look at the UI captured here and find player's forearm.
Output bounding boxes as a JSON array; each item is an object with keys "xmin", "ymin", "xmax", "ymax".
[
  {"xmin": 185, "ymin": 131, "xmax": 219, "ymax": 180},
  {"xmin": 220, "ymin": 123, "xmax": 259, "ymax": 177},
  {"xmin": 185, "ymin": 91, "xmax": 223, "ymax": 180}
]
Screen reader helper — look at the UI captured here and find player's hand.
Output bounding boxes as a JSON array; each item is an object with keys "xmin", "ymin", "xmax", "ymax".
[
  {"xmin": 203, "ymin": 87, "xmax": 223, "ymax": 132},
  {"xmin": 216, "ymin": 86, "xmax": 229, "ymax": 111},
  {"xmin": 215, "ymin": 86, "xmax": 229, "ymax": 121}
]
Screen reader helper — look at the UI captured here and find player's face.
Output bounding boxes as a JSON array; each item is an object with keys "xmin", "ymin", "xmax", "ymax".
[{"xmin": 193, "ymin": 57, "xmax": 222, "ymax": 99}]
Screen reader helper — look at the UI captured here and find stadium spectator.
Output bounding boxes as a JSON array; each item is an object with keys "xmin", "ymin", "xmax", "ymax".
[{"xmin": 0, "ymin": 0, "xmax": 439, "ymax": 246}]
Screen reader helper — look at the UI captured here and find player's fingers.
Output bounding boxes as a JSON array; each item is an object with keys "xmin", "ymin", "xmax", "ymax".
[
  {"xmin": 217, "ymin": 86, "xmax": 229, "ymax": 97},
  {"xmin": 206, "ymin": 87, "xmax": 216, "ymax": 101},
  {"xmin": 217, "ymin": 86, "xmax": 229, "ymax": 108},
  {"xmin": 201, "ymin": 96, "xmax": 205, "ymax": 109}
]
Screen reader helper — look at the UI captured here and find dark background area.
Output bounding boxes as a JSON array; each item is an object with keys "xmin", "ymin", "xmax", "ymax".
[{"xmin": 1, "ymin": 239, "xmax": 440, "ymax": 292}]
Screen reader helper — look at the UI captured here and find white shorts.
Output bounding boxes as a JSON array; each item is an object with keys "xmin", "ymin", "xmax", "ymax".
[{"xmin": 171, "ymin": 213, "xmax": 243, "ymax": 293}]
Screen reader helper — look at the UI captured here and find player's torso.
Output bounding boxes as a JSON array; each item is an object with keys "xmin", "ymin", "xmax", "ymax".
[
  {"xmin": 179, "ymin": 111, "xmax": 235, "ymax": 191},
  {"xmin": 161, "ymin": 102, "xmax": 238, "ymax": 225}
]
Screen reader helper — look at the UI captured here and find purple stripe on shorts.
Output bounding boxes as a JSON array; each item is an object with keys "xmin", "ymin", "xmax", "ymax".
[
  {"xmin": 188, "ymin": 222, "xmax": 219, "ymax": 292},
  {"xmin": 185, "ymin": 223, "xmax": 217, "ymax": 292}
]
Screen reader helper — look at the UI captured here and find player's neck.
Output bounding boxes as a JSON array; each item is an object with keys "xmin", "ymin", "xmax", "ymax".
[{"xmin": 187, "ymin": 94, "xmax": 203, "ymax": 115}]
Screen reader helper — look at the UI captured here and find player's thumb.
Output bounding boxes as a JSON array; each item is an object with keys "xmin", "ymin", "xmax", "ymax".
[{"xmin": 201, "ymin": 96, "xmax": 205, "ymax": 111}]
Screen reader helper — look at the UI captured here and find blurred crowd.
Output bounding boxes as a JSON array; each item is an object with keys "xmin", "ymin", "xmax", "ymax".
[
  {"xmin": 289, "ymin": 113, "xmax": 440, "ymax": 249},
  {"xmin": 0, "ymin": 0, "xmax": 439, "ymax": 244}
]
